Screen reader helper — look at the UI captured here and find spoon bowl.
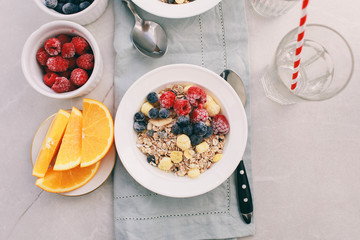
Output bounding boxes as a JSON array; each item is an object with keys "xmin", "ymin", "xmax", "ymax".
[
  {"xmin": 132, "ymin": 20, "xmax": 167, "ymax": 58},
  {"xmin": 220, "ymin": 69, "xmax": 246, "ymax": 106},
  {"xmin": 123, "ymin": 0, "xmax": 167, "ymax": 58}
]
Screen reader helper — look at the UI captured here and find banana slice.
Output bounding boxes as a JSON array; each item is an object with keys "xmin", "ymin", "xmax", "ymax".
[
  {"xmin": 141, "ymin": 102, "xmax": 154, "ymax": 117},
  {"xmin": 149, "ymin": 118, "xmax": 173, "ymax": 127}
]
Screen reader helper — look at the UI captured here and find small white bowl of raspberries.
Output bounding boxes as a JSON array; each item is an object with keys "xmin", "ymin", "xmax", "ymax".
[
  {"xmin": 21, "ymin": 20, "xmax": 103, "ymax": 99},
  {"xmin": 34, "ymin": 0, "xmax": 109, "ymax": 25}
]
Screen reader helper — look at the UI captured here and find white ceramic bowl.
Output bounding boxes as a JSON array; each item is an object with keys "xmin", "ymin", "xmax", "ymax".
[
  {"xmin": 21, "ymin": 20, "xmax": 103, "ymax": 99},
  {"xmin": 114, "ymin": 64, "xmax": 248, "ymax": 198},
  {"xmin": 34, "ymin": 0, "xmax": 109, "ymax": 25},
  {"xmin": 132, "ymin": 0, "xmax": 222, "ymax": 19}
]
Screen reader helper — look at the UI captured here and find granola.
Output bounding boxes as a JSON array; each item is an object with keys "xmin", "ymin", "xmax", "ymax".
[{"xmin": 133, "ymin": 84, "xmax": 229, "ymax": 178}]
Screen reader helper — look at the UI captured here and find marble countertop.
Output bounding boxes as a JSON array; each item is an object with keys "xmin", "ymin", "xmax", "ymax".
[{"xmin": 1, "ymin": 1, "xmax": 360, "ymax": 239}]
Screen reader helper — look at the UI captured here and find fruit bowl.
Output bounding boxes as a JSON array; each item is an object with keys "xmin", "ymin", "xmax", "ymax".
[
  {"xmin": 132, "ymin": 0, "xmax": 221, "ymax": 19},
  {"xmin": 114, "ymin": 64, "xmax": 248, "ymax": 198},
  {"xmin": 21, "ymin": 20, "xmax": 103, "ymax": 99},
  {"xmin": 34, "ymin": 0, "xmax": 109, "ymax": 25}
]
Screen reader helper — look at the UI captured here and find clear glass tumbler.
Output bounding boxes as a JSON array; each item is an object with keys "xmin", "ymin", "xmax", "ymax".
[
  {"xmin": 262, "ymin": 24, "xmax": 354, "ymax": 104},
  {"xmin": 249, "ymin": 0, "xmax": 299, "ymax": 17}
]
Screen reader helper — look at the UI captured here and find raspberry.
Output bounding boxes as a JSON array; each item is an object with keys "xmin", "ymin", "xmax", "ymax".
[
  {"xmin": 159, "ymin": 91, "xmax": 176, "ymax": 109},
  {"xmin": 61, "ymin": 43, "xmax": 76, "ymax": 58},
  {"xmin": 58, "ymin": 70, "xmax": 71, "ymax": 79},
  {"xmin": 44, "ymin": 37, "xmax": 62, "ymax": 56},
  {"xmin": 43, "ymin": 72, "xmax": 58, "ymax": 87},
  {"xmin": 36, "ymin": 47, "xmax": 50, "ymax": 66},
  {"xmin": 71, "ymin": 36, "xmax": 89, "ymax": 55},
  {"xmin": 57, "ymin": 34, "xmax": 71, "ymax": 44},
  {"xmin": 212, "ymin": 114, "xmax": 230, "ymax": 134},
  {"xmin": 70, "ymin": 68, "xmax": 89, "ymax": 86},
  {"xmin": 186, "ymin": 86, "xmax": 207, "ymax": 107},
  {"xmin": 42, "ymin": 66, "xmax": 52, "ymax": 74},
  {"xmin": 76, "ymin": 53, "xmax": 94, "ymax": 70},
  {"xmin": 51, "ymin": 77, "xmax": 71, "ymax": 93},
  {"xmin": 46, "ymin": 56, "xmax": 69, "ymax": 72},
  {"xmin": 190, "ymin": 108, "xmax": 208, "ymax": 123},
  {"xmin": 68, "ymin": 80, "xmax": 77, "ymax": 91},
  {"xmin": 67, "ymin": 57, "xmax": 77, "ymax": 70},
  {"xmin": 173, "ymin": 99, "xmax": 191, "ymax": 116}
]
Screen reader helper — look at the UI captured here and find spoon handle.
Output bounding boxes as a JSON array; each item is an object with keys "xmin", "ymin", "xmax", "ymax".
[{"xmin": 122, "ymin": 0, "xmax": 142, "ymax": 23}]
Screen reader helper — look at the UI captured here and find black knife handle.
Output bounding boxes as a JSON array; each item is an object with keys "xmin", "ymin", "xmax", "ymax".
[{"xmin": 237, "ymin": 160, "xmax": 253, "ymax": 222}]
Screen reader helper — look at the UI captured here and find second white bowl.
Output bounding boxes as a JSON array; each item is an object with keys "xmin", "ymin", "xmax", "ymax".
[{"xmin": 21, "ymin": 20, "xmax": 103, "ymax": 99}]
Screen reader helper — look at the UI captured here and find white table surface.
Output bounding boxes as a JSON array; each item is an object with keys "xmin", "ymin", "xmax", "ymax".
[{"xmin": 1, "ymin": 1, "xmax": 360, "ymax": 239}]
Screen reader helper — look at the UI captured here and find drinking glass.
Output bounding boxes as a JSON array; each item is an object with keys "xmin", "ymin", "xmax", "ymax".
[
  {"xmin": 249, "ymin": 0, "xmax": 299, "ymax": 17},
  {"xmin": 262, "ymin": 24, "xmax": 354, "ymax": 104}
]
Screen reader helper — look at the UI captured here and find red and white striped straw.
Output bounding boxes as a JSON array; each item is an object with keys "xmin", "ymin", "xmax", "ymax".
[{"xmin": 291, "ymin": 0, "xmax": 310, "ymax": 90}]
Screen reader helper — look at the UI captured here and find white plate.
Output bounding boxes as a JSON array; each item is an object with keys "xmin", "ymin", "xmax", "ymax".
[
  {"xmin": 132, "ymin": 0, "xmax": 222, "ymax": 19},
  {"xmin": 31, "ymin": 112, "xmax": 115, "ymax": 196},
  {"xmin": 114, "ymin": 64, "xmax": 248, "ymax": 198}
]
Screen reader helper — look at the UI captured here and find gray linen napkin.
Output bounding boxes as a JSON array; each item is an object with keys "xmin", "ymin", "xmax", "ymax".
[{"xmin": 113, "ymin": 0, "xmax": 254, "ymax": 239}]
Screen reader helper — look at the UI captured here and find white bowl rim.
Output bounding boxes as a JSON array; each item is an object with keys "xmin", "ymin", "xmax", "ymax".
[
  {"xmin": 21, "ymin": 20, "xmax": 102, "ymax": 99},
  {"xmin": 114, "ymin": 63, "xmax": 248, "ymax": 198},
  {"xmin": 132, "ymin": 0, "xmax": 222, "ymax": 19},
  {"xmin": 34, "ymin": 0, "xmax": 104, "ymax": 19}
]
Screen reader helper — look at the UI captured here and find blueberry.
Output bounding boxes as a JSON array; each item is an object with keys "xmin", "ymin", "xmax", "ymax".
[
  {"xmin": 133, "ymin": 121, "xmax": 146, "ymax": 133},
  {"xmin": 203, "ymin": 126, "xmax": 213, "ymax": 138},
  {"xmin": 182, "ymin": 125, "xmax": 193, "ymax": 136},
  {"xmin": 171, "ymin": 123, "xmax": 182, "ymax": 135},
  {"xmin": 54, "ymin": 2, "xmax": 64, "ymax": 12},
  {"xmin": 193, "ymin": 122, "xmax": 208, "ymax": 136},
  {"xmin": 58, "ymin": 0, "xmax": 66, "ymax": 3},
  {"xmin": 177, "ymin": 116, "xmax": 190, "ymax": 127},
  {"xmin": 148, "ymin": 108, "xmax": 159, "ymax": 119},
  {"xmin": 62, "ymin": 3, "xmax": 79, "ymax": 14},
  {"xmin": 45, "ymin": 0, "xmax": 58, "ymax": 9},
  {"xmin": 134, "ymin": 112, "xmax": 145, "ymax": 122},
  {"xmin": 146, "ymin": 130, "xmax": 154, "ymax": 137},
  {"xmin": 146, "ymin": 92, "xmax": 158, "ymax": 104},
  {"xmin": 67, "ymin": 0, "xmax": 80, "ymax": 3},
  {"xmin": 147, "ymin": 155, "xmax": 156, "ymax": 166},
  {"xmin": 79, "ymin": 1, "xmax": 91, "ymax": 11},
  {"xmin": 190, "ymin": 135, "xmax": 203, "ymax": 146},
  {"xmin": 158, "ymin": 130, "xmax": 167, "ymax": 139},
  {"xmin": 159, "ymin": 108, "xmax": 170, "ymax": 119}
]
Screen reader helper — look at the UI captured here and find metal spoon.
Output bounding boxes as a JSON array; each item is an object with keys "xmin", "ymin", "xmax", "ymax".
[
  {"xmin": 220, "ymin": 69, "xmax": 246, "ymax": 106},
  {"xmin": 122, "ymin": 0, "xmax": 168, "ymax": 58},
  {"xmin": 220, "ymin": 69, "xmax": 253, "ymax": 224}
]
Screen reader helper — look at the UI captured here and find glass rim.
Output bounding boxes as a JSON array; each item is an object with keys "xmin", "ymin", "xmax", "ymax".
[{"xmin": 275, "ymin": 24, "xmax": 355, "ymax": 102}]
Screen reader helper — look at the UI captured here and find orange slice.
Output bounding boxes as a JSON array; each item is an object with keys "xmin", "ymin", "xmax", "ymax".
[
  {"xmin": 81, "ymin": 98, "xmax": 114, "ymax": 167},
  {"xmin": 33, "ymin": 109, "xmax": 70, "ymax": 178},
  {"xmin": 53, "ymin": 107, "xmax": 83, "ymax": 171},
  {"xmin": 35, "ymin": 161, "xmax": 100, "ymax": 193}
]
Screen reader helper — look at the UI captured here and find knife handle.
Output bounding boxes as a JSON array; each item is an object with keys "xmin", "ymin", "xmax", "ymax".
[{"xmin": 237, "ymin": 160, "xmax": 253, "ymax": 217}]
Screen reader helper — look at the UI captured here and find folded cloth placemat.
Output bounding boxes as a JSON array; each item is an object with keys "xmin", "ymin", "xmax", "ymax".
[{"xmin": 113, "ymin": 0, "xmax": 254, "ymax": 239}]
